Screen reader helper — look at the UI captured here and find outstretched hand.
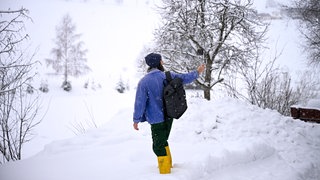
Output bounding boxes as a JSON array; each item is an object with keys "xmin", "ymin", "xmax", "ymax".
[
  {"xmin": 197, "ymin": 64, "xmax": 205, "ymax": 74},
  {"xmin": 133, "ymin": 122, "xmax": 139, "ymax": 131}
]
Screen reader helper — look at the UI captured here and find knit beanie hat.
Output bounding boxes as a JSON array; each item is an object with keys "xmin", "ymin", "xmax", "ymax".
[{"xmin": 145, "ymin": 53, "xmax": 161, "ymax": 68}]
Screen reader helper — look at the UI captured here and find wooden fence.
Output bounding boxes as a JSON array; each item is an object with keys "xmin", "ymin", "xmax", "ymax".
[{"xmin": 291, "ymin": 106, "xmax": 320, "ymax": 123}]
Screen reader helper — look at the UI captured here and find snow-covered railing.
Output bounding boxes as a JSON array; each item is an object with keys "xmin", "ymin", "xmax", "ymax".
[{"xmin": 290, "ymin": 106, "xmax": 320, "ymax": 123}]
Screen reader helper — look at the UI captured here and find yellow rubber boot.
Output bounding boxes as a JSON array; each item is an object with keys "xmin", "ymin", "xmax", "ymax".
[
  {"xmin": 165, "ymin": 146, "xmax": 172, "ymax": 168},
  {"xmin": 157, "ymin": 156, "xmax": 171, "ymax": 174}
]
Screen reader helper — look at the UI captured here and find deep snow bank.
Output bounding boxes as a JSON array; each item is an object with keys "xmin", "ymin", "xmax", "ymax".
[
  {"xmin": 1, "ymin": 97, "xmax": 320, "ymax": 180},
  {"xmin": 171, "ymin": 98, "xmax": 320, "ymax": 180}
]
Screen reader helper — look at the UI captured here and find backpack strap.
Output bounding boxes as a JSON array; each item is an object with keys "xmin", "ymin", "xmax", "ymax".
[{"xmin": 165, "ymin": 71, "xmax": 172, "ymax": 82}]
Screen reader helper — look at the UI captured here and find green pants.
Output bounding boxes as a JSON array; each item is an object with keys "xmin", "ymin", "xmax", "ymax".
[{"xmin": 151, "ymin": 118, "xmax": 173, "ymax": 156}]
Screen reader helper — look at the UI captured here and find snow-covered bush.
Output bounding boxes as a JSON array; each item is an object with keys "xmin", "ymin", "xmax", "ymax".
[
  {"xmin": 39, "ymin": 81, "xmax": 49, "ymax": 93},
  {"xmin": 115, "ymin": 77, "xmax": 128, "ymax": 93},
  {"xmin": 61, "ymin": 81, "xmax": 72, "ymax": 91},
  {"xmin": 26, "ymin": 85, "xmax": 34, "ymax": 94}
]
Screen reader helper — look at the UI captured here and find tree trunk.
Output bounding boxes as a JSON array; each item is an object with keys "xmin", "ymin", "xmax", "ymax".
[
  {"xmin": 64, "ymin": 69, "xmax": 68, "ymax": 83},
  {"xmin": 204, "ymin": 87, "xmax": 211, "ymax": 100},
  {"xmin": 203, "ymin": 52, "xmax": 212, "ymax": 101}
]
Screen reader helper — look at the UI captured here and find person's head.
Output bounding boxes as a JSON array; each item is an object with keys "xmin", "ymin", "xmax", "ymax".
[{"xmin": 145, "ymin": 53, "xmax": 164, "ymax": 72}]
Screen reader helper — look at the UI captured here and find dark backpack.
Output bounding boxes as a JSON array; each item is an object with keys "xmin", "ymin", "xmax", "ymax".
[{"xmin": 163, "ymin": 71, "xmax": 187, "ymax": 119}]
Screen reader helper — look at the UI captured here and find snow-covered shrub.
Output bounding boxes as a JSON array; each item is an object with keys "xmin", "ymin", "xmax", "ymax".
[
  {"xmin": 84, "ymin": 79, "xmax": 102, "ymax": 90},
  {"xmin": 61, "ymin": 81, "xmax": 72, "ymax": 91},
  {"xmin": 39, "ymin": 81, "xmax": 49, "ymax": 93},
  {"xmin": 26, "ymin": 85, "xmax": 34, "ymax": 94},
  {"xmin": 84, "ymin": 80, "xmax": 89, "ymax": 89},
  {"xmin": 115, "ymin": 77, "xmax": 127, "ymax": 93}
]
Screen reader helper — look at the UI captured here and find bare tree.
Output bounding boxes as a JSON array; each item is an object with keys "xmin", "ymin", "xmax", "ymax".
[
  {"xmin": 154, "ymin": 0, "xmax": 268, "ymax": 100},
  {"xmin": 286, "ymin": 0, "xmax": 320, "ymax": 66},
  {"xmin": 227, "ymin": 53, "xmax": 318, "ymax": 116},
  {"xmin": 0, "ymin": 8, "xmax": 41, "ymax": 164},
  {"xmin": 46, "ymin": 14, "xmax": 90, "ymax": 91}
]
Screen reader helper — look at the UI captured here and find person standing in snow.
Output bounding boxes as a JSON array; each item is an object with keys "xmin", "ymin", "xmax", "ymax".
[{"xmin": 133, "ymin": 53, "xmax": 205, "ymax": 174}]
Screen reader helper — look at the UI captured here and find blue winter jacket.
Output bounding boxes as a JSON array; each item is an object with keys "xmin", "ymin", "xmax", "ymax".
[{"xmin": 133, "ymin": 69, "xmax": 199, "ymax": 124}]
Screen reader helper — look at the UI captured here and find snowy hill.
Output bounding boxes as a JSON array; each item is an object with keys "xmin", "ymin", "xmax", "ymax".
[{"xmin": 1, "ymin": 96, "xmax": 320, "ymax": 180}]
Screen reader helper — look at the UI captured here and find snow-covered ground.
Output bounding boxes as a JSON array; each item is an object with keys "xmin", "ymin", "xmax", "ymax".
[
  {"xmin": 1, "ymin": 0, "xmax": 320, "ymax": 179},
  {"xmin": 1, "ymin": 92, "xmax": 320, "ymax": 180}
]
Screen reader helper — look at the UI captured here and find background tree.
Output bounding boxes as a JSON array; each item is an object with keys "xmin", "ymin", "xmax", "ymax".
[
  {"xmin": 46, "ymin": 14, "xmax": 90, "ymax": 91},
  {"xmin": 286, "ymin": 0, "xmax": 320, "ymax": 66},
  {"xmin": 154, "ymin": 0, "xmax": 268, "ymax": 100},
  {"xmin": 0, "ymin": 8, "xmax": 41, "ymax": 164},
  {"xmin": 228, "ymin": 53, "xmax": 318, "ymax": 116}
]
